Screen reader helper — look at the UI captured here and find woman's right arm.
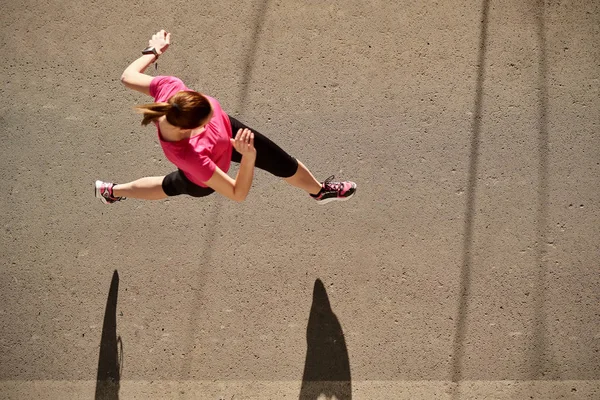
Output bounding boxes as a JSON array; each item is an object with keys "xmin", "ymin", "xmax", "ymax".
[
  {"xmin": 120, "ymin": 30, "xmax": 171, "ymax": 96},
  {"xmin": 204, "ymin": 156, "xmax": 256, "ymax": 202},
  {"xmin": 204, "ymin": 128, "xmax": 257, "ymax": 202}
]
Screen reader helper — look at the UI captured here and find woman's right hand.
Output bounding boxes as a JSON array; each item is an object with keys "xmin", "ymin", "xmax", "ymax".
[
  {"xmin": 230, "ymin": 128, "xmax": 256, "ymax": 158},
  {"xmin": 148, "ymin": 30, "xmax": 171, "ymax": 55}
]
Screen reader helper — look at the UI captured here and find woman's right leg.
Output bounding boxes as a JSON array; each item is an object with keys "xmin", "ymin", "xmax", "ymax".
[
  {"xmin": 113, "ymin": 176, "xmax": 167, "ymax": 200},
  {"xmin": 95, "ymin": 170, "xmax": 215, "ymax": 204}
]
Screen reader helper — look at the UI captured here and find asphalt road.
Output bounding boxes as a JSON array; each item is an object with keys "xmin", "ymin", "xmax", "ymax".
[{"xmin": 1, "ymin": 0, "xmax": 599, "ymax": 399}]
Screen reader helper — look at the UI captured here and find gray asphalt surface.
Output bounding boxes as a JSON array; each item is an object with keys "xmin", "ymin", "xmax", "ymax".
[{"xmin": 1, "ymin": 0, "xmax": 599, "ymax": 399}]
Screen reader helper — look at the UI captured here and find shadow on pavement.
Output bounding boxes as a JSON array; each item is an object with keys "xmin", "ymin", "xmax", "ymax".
[
  {"xmin": 531, "ymin": 0, "xmax": 555, "ymax": 380},
  {"xmin": 451, "ymin": 0, "xmax": 490, "ymax": 395},
  {"xmin": 236, "ymin": 0, "xmax": 271, "ymax": 115},
  {"xmin": 299, "ymin": 279, "xmax": 351, "ymax": 400},
  {"xmin": 95, "ymin": 270, "xmax": 122, "ymax": 400},
  {"xmin": 181, "ymin": 0, "xmax": 269, "ymax": 380}
]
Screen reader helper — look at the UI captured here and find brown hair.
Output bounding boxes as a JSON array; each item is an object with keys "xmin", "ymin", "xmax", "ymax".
[{"xmin": 135, "ymin": 91, "xmax": 212, "ymax": 129}]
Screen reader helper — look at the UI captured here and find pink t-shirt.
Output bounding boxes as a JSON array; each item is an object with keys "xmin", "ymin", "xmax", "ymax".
[{"xmin": 149, "ymin": 76, "xmax": 232, "ymax": 187}]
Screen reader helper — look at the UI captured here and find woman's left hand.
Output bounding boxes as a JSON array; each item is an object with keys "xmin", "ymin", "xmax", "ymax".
[{"xmin": 148, "ymin": 30, "xmax": 171, "ymax": 55}]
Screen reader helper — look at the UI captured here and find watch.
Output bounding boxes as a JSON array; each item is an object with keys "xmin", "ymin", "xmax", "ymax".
[{"xmin": 142, "ymin": 46, "xmax": 159, "ymax": 58}]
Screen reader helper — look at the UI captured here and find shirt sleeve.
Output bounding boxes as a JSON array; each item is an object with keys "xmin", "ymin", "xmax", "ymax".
[
  {"xmin": 149, "ymin": 76, "xmax": 185, "ymax": 102},
  {"xmin": 180, "ymin": 154, "xmax": 218, "ymax": 184}
]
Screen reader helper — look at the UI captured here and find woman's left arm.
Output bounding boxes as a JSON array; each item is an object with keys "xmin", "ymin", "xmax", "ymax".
[{"xmin": 120, "ymin": 30, "xmax": 171, "ymax": 96}]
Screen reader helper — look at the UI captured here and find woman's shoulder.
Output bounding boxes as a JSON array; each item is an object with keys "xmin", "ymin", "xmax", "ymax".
[
  {"xmin": 204, "ymin": 94, "xmax": 225, "ymax": 112},
  {"xmin": 150, "ymin": 76, "xmax": 187, "ymax": 100},
  {"xmin": 152, "ymin": 75, "xmax": 185, "ymax": 86}
]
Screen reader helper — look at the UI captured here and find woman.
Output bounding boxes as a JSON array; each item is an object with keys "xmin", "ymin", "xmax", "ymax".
[{"xmin": 95, "ymin": 30, "xmax": 356, "ymax": 205}]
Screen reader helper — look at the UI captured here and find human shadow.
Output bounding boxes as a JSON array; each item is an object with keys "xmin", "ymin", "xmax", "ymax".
[
  {"xmin": 299, "ymin": 279, "xmax": 351, "ymax": 400},
  {"xmin": 95, "ymin": 270, "xmax": 122, "ymax": 400}
]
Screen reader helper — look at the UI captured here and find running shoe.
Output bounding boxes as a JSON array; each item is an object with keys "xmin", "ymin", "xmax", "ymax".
[
  {"xmin": 94, "ymin": 180, "xmax": 124, "ymax": 204},
  {"xmin": 311, "ymin": 175, "xmax": 357, "ymax": 204}
]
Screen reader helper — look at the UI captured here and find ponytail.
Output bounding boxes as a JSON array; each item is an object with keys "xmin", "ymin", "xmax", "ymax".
[
  {"xmin": 134, "ymin": 91, "xmax": 212, "ymax": 129},
  {"xmin": 134, "ymin": 102, "xmax": 172, "ymax": 126}
]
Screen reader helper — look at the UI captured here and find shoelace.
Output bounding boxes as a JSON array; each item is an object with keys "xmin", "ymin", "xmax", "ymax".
[{"xmin": 322, "ymin": 175, "xmax": 343, "ymax": 192}]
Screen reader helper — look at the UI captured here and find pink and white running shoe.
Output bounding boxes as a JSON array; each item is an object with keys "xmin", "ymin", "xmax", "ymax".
[
  {"xmin": 94, "ymin": 180, "xmax": 124, "ymax": 204},
  {"xmin": 311, "ymin": 175, "xmax": 357, "ymax": 204}
]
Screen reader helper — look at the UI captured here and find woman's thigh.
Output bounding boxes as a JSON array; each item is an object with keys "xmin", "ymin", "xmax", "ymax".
[
  {"xmin": 162, "ymin": 169, "xmax": 215, "ymax": 197},
  {"xmin": 228, "ymin": 116, "xmax": 299, "ymax": 178}
]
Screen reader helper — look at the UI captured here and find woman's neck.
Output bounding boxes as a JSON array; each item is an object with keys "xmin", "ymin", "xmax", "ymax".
[{"xmin": 157, "ymin": 117, "xmax": 192, "ymax": 142}]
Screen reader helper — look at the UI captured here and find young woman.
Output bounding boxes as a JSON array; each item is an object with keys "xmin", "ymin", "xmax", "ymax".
[{"xmin": 95, "ymin": 30, "xmax": 356, "ymax": 205}]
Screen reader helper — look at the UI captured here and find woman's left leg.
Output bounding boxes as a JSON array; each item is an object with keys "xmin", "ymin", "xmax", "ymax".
[
  {"xmin": 228, "ymin": 116, "xmax": 356, "ymax": 202},
  {"xmin": 229, "ymin": 116, "xmax": 321, "ymax": 195},
  {"xmin": 284, "ymin": 160, "xmax": 322, "ymax": 195}
]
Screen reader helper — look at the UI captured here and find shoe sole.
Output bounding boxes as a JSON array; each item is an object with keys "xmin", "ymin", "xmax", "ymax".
[
  {"xmin": 316, "ymin": 188, "xmax": 356, "ymax": 205},
  {"xmin": 94, "ymin": 180, "xmax": 109, "ymax": 205}
]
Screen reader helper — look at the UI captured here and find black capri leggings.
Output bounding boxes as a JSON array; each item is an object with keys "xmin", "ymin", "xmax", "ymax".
[{"xmin": 162, "ymin": 115, "xmax": 299, "ymax": 197}]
